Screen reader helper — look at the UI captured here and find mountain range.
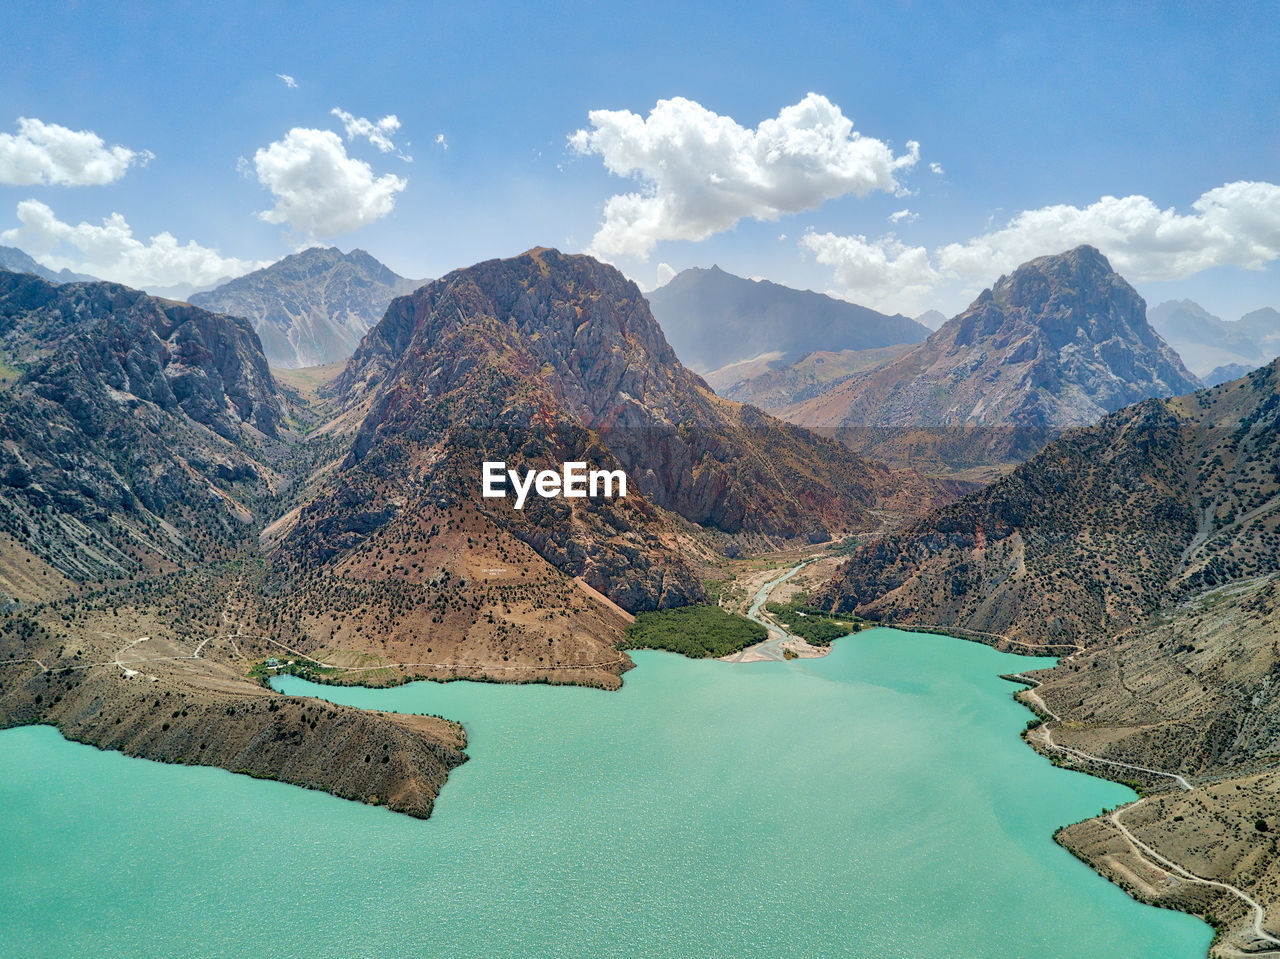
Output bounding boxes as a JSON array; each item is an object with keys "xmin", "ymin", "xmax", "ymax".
[
  {"xmin": 1, "ymin": 242, "xmax": 1277, "ymax": 947},
  {"xmin": 191, "ymin": 247, "xmax": 425, "ymax": 369},
  {"xmin": 0, "ymin": 246, "xmax": 97, "ymax": 285},
  {"xmin": 814, "ymin": 357, "xmax": 1280, "ymax": 949},
  {"xmin": 1149, "ymin": 298, "xmax": 1280, "ymax": 384},
  {"xmin": 645, "ymin": 265, "xmax": 928, "ymax": 373}
]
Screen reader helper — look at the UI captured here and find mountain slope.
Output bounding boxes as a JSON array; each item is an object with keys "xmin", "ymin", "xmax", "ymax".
[
  {"xmin": 788, "ymin": 246, "xmax": 1201, "ymax": 431},
  {"xmin": 191, "ymin": 247, "xmax": 424, "ymax": 369},
  {"xmin": 814, "ymin": 360, "xmax": 1280, "ymax": 948},
  {"xmin": 0, "ymin": 269, "xmax": 285, "ymax": 594},
  {"xmin": 262, "ymin": 249, "xmax": 945, "ymax": 686},
  {"xmin": 818, "ymin": 360, "xmax": 1280, "ymax": 643},
  {"xmin": 644, "ymin": 265, "xmax": 928, "ymax": 372},
  {"xmin": 0, "ymin": 245, "xmax": 97, "ymax": 284},
  {"xmin": 1148, "ymin": 299, "xmax": 1272, "ymax": 380}
]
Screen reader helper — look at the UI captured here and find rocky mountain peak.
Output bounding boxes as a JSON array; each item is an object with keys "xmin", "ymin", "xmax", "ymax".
[
  {"xmin": 783, "ymin": 246, "xmax": 1201, "ymax": 433},
  {"xmin": 190, "ymin": 247, "xmax": 424, "ymax": 369}
]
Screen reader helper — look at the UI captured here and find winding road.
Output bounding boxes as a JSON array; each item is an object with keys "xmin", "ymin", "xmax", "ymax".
[{"xmin": 1011, "ymin": 672, "xmax": 1279, "ymax": 952}]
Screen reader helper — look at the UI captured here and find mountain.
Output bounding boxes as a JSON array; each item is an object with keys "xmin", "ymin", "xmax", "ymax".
[
  {"xmin": 915, "ymin": 309, "xmax": 948, "ymax": 330},
  {"xmin": 0, "ymin": 246, "xmax": 97, "ymax": 284},
  {"xmin": 190, "ymin": 247, "xmax": 425, "ymax": 369},
  {"xmin": 786, "ymin": 246, "xmax": 1201, "ymax": 432},
  {"xmin": 644, "ymin": 265, "xmax": 929, "ymax": 373},
  {"xmin": 1148, "ymin": 299, "xmax": 1271, "ymax": 379},
  {"xmin": 0, "ymin": 269, "xmax": 285, "ymax": 592},
  {"xmin": 815, "ymin": 361, "xmax": 1280, "ymax": 946},
  {"xmin": 0, "ymin": 267, "xmax": 470, "ymax": 820},
  {"xmin": 705, "ymin": 343, "xmax": 914, "ymax": 412},
  {"xmin": 1204, "ymin": 362, "xmax": 1255, "ymax": 387},
  {"xmin": 1235, "ymin": 306, "xmax": 1280, "ymax": 346},
  {"xmin": 263, "ymin": 249, "xmax": 946, "ymax": 687}
]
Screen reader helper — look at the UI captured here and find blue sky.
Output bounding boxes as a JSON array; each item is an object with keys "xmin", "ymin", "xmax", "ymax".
[{"xmin": 2, "ymin": 0, "xmax": 1277, "ymax": 319}]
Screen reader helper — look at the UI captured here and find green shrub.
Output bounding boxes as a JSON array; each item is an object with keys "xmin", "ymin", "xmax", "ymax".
[{"xmin": 621, "ymin": 605, "xmax": 766, "ymax": 658}]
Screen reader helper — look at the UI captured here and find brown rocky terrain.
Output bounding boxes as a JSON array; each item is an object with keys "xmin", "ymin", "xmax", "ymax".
[
  {"xmin": 818, "ymin": 359, "xmax": 1280, "ymax": 952},
  {"xmin": 278, "ymin": 247, "xmax": 946, "ymax": 626},
  {"xmin": 0, "ymin": 270, "xmax": 286, "ymax": 593},
  {"xmin": 789, "ymin": 245, "xmax": 1200, "ymax": 431}
]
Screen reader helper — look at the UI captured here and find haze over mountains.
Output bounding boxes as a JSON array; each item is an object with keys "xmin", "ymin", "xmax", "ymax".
[
  {"xmin": 191, "ymin": 247, "xmax": 425, "ymax": 369},
  {"xmin": 0, "ymin": 246, "xmax": 97, "ymax": 285},
  {"xmin": 645, "ymin": 265, "xmax": 928, "ymax": 373},
  {"xmin": 786, "ymin": 247, "xmax": 1200, "ymax": 430},
  {"xmin": 1149, "ymin": 298, "xmax": 1280, "ymax": 385}
]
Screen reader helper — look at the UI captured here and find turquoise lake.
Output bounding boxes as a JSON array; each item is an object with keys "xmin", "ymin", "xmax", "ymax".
[{"xmin": 0, "ymin": 628, "xmax": 1211, "ymax": 958}]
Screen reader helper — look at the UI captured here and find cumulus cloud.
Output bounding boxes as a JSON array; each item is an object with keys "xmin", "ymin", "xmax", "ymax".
[
  {"xmin": 929, "ymin": 162, "xmax": 944, "ymax": 175},
  {"xmin": 331, "ymin": 108, "xmax": 406, "ymax": 155},
  {"xmin": 803, "ymin": 231, "xmax": 938, "ymax": 310},
  {"xmin": 277, "ymin": 73, "xmax": 298, "ymax": 88},
  {"xmin": 0, "ymin": 117, "xmax": 151, "ymax": 187},
  {"xmin": 1, "ymin": 199, "xmax": 267, "ymax": 289},
  {"xmin": 251, "ymin": 127, "xmax": 407, "ymax": 238},
  {"xmin": 935, "ymin": 183, "xmax": 1280, "ymax": 281},
  {"xmin": 888, "ymin": 209, "xmax": 917, "ymax": 224},
  {"xmin": 654, "ymin": 262, "xmax": 677, "ymax": 288},
  {"xmin": 435, "ymin": 133, "xmax": 448, "ymax": 150},
  {"xmin": 807, "ymin": 181, "xmax": 1280, "ymax": 313},
  {"xmin": 568, "ymin": 93, "xmax": 919, "ymax": 260}
]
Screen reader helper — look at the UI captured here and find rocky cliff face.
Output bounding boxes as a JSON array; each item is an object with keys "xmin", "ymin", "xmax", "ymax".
[
  {"xmin": 787, "ymin": 246, "xmax": 1201, "ymax": 431},
  {"xmin": 287, "ymin": 249, "xmax": 938, "ymax": 616},
  {"xmin": 0, "ymin": 270, "xmax": 285, "ymax": 588},
  {"xmin": 191, "ymin": 247, "xmax": 424, "ymax": 369},
  {"xmin": 817, "ymin": 358, "xmax": 1280, "ymax": 646}
]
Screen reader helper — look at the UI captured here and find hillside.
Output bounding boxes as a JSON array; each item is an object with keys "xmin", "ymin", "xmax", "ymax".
[
  {"xmin": 260, "ymin": 249, "xmax": 949, "ymax": 687},
  {"xmin": 191, "ymin": 247, "xmax": 424, "ymax": 368},
  {"xmin": 788, "ymin": 247, "xmax": 1201, "ymax": 432},
  {"xmin": 0, "ymin": 269, "xmax": 285, "ymax": 594},
  {"xmin": 816, "ymin": 361, "xmax": 1280, "ymax": 947},
  {"xmin": 644, "ymin": 265, "xmax": 927, "ymax": 373},
  {"xmin": 1150, "ymin": 299, "xmax": 1280, "ymax": 380}
]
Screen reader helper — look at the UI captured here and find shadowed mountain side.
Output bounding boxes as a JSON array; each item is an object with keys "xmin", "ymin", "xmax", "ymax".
[
  {"xmin": 788, "ymin": 246, "xmax": 1201, "ymax": 433},
  {"xmin": 644, "ymin": 265, "xmax": 928, "ymax": 373},
  {"xmin": 0, "ymin": 270, "xmax": 285, "ymax": 593}
]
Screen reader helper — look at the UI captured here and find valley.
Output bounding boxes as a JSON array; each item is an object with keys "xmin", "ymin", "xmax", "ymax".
[{"xmin": 1, "ymin": 242, "xmax": 1278, "ymax": 958}]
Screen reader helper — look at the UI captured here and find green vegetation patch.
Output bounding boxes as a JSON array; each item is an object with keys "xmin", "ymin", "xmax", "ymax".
[
  {"xmin": 765, "ymin": 599, "xmax": 865, "ymax": 646},
  {"xmin": 621, "ymin": 604, "xmax": 766, "ymax": 659}
]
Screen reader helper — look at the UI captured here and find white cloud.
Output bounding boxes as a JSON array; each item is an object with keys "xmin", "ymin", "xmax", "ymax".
[
  {"xmin": 331, "ymin": 108, "xmax": 402, "ymax": 154},
  {"xmin": 1, "ymin": 199, "xmax": 267, "ymax": 289},
  {"xmin": 929, "ymin": 162, "xmax": 944, "ymax": 175},
  {"xmin": 0, "ymin": 117, "xmax": 150, "ymax": 187},
  {"xmin": 889, "ymin": 208, "xmax": 917, "ymax": 224},
  {"xmin": 936, "ymin": 183, "xmax": 1280, "ymax": 282},
  {"xmin": 435, "ymin": 133, "xmax": 448, "ymax": 150},
  {"xmin": 277, "ymin": 73, "xmax": 298, "ymax": 89},
  {"xmin": 568, "ymin": 93, "xmax": 919, "ymax": 260},
  {"xmin": 807, "ymin": 181, "xmax": 1280, "ymax": 313},
  {"xmin": 251, "ymin": 127, "xmax": 407, "ymax": 238},
  {"xmin": 655, "ymin": 262, "xmax": 677, "ymax": 288},
  {"xmin": 802, "ymin": 231, "xmax": 938, "ymax": 311}
]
